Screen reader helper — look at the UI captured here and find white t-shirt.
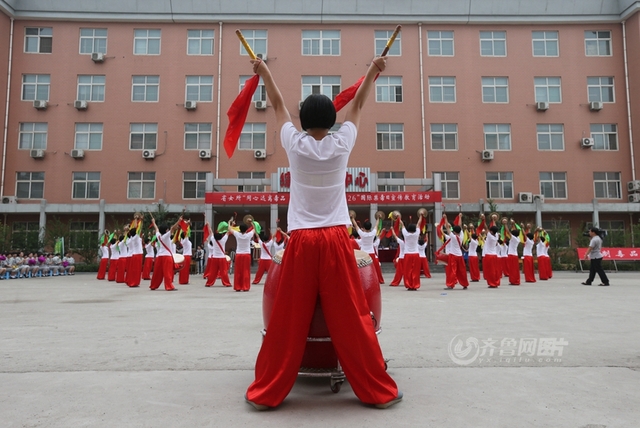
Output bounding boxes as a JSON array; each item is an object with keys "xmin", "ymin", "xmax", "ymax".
[
  {"xmin": 507, "ymin": 233, "xmax": 520, "ymax": 256},
  {"xmin": 258, "ymin": 239, "xmax": 273, "ymax": 260},
  {"xmin": 118, "ymin": 240, "xmax": 129, "ymax": 258},
  {"xmin": 110, "ymin": 245, "xmax": 119, "ymax": 261},
  {"xmin": 358, "ymin": 229, "xmax": 377, "ymax": 254},
  {"xmin": 523, "ymin": 238, "xmax": 534, "ymax": 257},
  {"xmin": 444, "ymin": 230, "xmax": 463, "ymax": 257},
  {"xmin": 484, "ymin": 233, "xmax": 499, "ymax": 256},
  {"xmin": 181, "ymin": 237, "xmax": 192, "ymax": 257},
  {"xmin": 209, "ymin": 234, "xmax": 228, "ymax": 258},
  {"xmin": 232, "ymin": 230, "xmax": 253, "ymax": 255},
  {"xmin": 144, "ymin": 243, "xmax": 155, "ymax": 259},
  {"xmin": 100, "ymin": 246, "xmax": 109, "ymax": 259},
  {"xmin": 273, "ymin": 240, "xmax": 285, "ymax": 254},
  {"xmin": 281, "ymin": 121, "xmax": 356, "ymax": 231},
  {"xmin": 395, "ymin": 238, "xmax": 405, "ymax": 259},
  {"xmin": 468, "ymin": 239, "xmax": 478, "ymax": 257},
  {"xmin": 129, "ymin": 234, "xmax": 143, "ymax": 256},
  {"xmin": 156, "ymin": 231, "xmax": 172, "ymax": 257},
  {"xmin": 402, "ymin": 227, "xmax": 420, "ymax": 254},
  {"xmin": 536, "ymin": 241, "xmax": 548, "ymax": 258},
  {"xmin": 418, "ymin": 242, "xmax": 427, "ymax": 259}
]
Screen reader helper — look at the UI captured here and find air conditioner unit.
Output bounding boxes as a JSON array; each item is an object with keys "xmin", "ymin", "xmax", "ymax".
[
  {"xmin": 518, "ymin": 192, "xmax": 533, "ymax": 203},
  {"xmin": 74, "ymin": 100, "xmax": 88, "ymax": 110},
  {"xmin": 589, "ymin": 101, "xmax": 603, "ymax": 111},
  {"xmin": 256, "ymin": 53, "xmax": 267, "ymax": 62},
  {"xmin": 70, "ymin": 149, "xmax": 84, "ymax": 158},
  {"xmin": 30, "ymin": 149, "xmax": 45, "ymax": 158},
  {"xmin": 299, "ymin": 100, "xmax": 305, "ymax": 110},
  {"xmin": 254, "ymin": 100, "xmax": 267, "ymax": 110},
  {"xmin": 33, "ymin": 100, "xmax": 48, "ymax": 110},
  {"xmin": 533, "ymin": 194, "xmax": 545, "ymax": 203},
  {"xmin": 629, "ymin": 193, "xmax": 640, "ymax": 203},
  {"xmin": 199, "ymin": 149, "xmax": 211, "ymax": 159},
  {"xmin": 536, "ymin": 101, "xmax": 549, "ymax": 111},
  {"xmin": 254, "ymin": 149, "xmax": 266, "ymax": 159},
  {"xmin": 91, "ymin": 52, "xmax": 105, "ymax": 62},
  {"xmin": 2, "ymin": 196, "xmax": 17, "ymax": 204},
  {"xmin": 627, "ymin": 180, "xmax": 640, "ymax": 192},
  {"xmin": 185, "ymin": 100, "xmax": 197, "ymax": 110},
  {"xmin": 481, "ymin": 150, "xmax": 494, "ymax": 161},
  {"xmin": 581, "ymin": 138, "xmax": 595, "ymax": 148},
  {"xmin": 142, "ymin": 150, "xmax": 155, "ymax": 159}
]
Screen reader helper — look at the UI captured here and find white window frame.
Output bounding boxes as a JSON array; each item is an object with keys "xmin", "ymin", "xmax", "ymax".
[
  {"xmin": 534, "ymin": 77, "xmax": 562, "ymax": 103},
  {"xmin": 374, "ymin": 30, "xmax": 401, "ymax": 56},
  {"xmin": 239, "ymin": 29, "xmax": 267, "ymax": 57},
  {"xmin": 128, "ymin": 172, "xmax": 156, "ymax": 199},
  {"xmin": 238, "ymin": 171, "xmax": 266, "ymax": 192},
  {"xmin": 72, "ymin": 172, "xmax": 101, "ymax": 199},
  {"xmin": 183, "ymin": 172, "xmax": 207, "ymax": 199},
  {"xmin": 376, "ymin": 76, "xmax": 403, "ymax": 103},
  {"xmin": 590, "ymin": 124, "xmax": 619, "ymax": 151},
  {"xmin": 593, "ymin": 172, "xmax": 621, "ymax": 199},
  {"xmin": 239, "ymin": 123, "xmax": 266, "ymax": 150},
  {"xmin": 129, "ymin": 123, "xmax": 158, "ymax": 151},
  {"xmin": 16, "ymin": 172, "xmax": 45, "ymax": 199},
  {"xmin": 486, "ymin": 172, "xmax": 514, "ymax": 199},
  {"xmin": 539, "ymin": 172, "xmax": 567, "ymax": 199},
  {"xmin": 187, "ymin": 29, "xmax": 214, "ymax": 55},
  {"xmin": 184, "ymin": 123, "xmax": 212, "ymax": 150},
  {"xmin": 74, "ymin": 123, "xmax": 103, "ymax": 150},
  {"xmin": 482, "ymin": 77, "xmax": 509, "ymax": 103},
  {"xmin": 301, "ymin": 76, "xmax": 341, "ymax": 100},
  {"xmin": 132, "ymin": 75, "xmax": 159, "ymax": 102},
  {"xmin": 377, "ymin": 171, "xmax": 405, "ymax": 192},
  {"xmin": 302, "ymin": 30, "xmax": 340, "ymax": 56},
  {"xmin": 79, "ymin": 28, "xmax": 107, "ymax": 54},
  {"xmin": 427, "ymin": 30, "xmax": 454, "ymax": 56},
  {"xmin": 25, "ymin": 27, "xmax": 52, "ymax": 53},
  {"xmin": 21, "ymin": 74, "xmax": 50, "ymax": 101},
  {"xmin": 430, "ymin": 124, "xmax": 458, "ymax": 151},
  {"xmin": 376, "ymin": 123, "xmax": 404, "ymax": 151},
  {"xmin": 585, "ymin": 30, "xmax": 612, "ymax": 56},
  {"xmin": 480, "ymin": 31, "xmax": 506, "ymax": 57},
  {"xmin": 78, "ymin": 75, "xmax": 106, "ymax": 102},
  {"xmin": 240, "ymin": 76, "xmax": 266, "ymax": 102},
  {"xmin": 437, "ymin": 172, "xmax": 460, "ymax": 200},
  {"xmin": 484, "ymin": 124, "xmax": 511, "ymax": 151},
  {"xmin": 536, "ymin": 124, "xmax": 564, "ymax": 151},
  {"xmin": 429, "ymin": 76, "xmax": 456, "ymax": 103},
  {"xmin": 185, "ymin": 76, "xmax": 213, "ymax": 102},
  {"xmin": 532, "ymin": 31, "xmax": 559, "ymax": 57},
  {"xmin": 133, "ymin": 29, "xmax": 161, "ymax": 55},
  {"xmin": 18, "ymin": 123, "xmax": 47, "ymax": 150},
  {"xmin": 587, "ymin": 77, "xmax": 615, "ymax": 103}
]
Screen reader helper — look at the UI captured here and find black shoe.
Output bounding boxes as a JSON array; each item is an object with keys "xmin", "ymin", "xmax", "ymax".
[
  {"xmin": 581, "ymin": 282, "xmax": 591, "ymax": 286},
  {"xmin": 598, "ymin": 283, "xmax": 610, "ymax": 286}
]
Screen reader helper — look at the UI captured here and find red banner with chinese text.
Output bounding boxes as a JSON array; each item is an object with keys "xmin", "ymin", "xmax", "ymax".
[
  {"xmin": 576, "ymin": 247, "xmax": 640, "ymax": 261},
  {"xmin": 205, "ymin": 191, "xmax": 442, "ymax": 206}
]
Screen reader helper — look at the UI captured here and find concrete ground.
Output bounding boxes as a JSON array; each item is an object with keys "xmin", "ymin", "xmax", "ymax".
[{"xmin": 1, "ymin": 269, "xmax": 639, "ymax": 428}]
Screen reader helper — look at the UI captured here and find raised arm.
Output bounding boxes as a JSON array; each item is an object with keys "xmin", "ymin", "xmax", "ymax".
[
  {"xmin": 252, "ymin": 59, "xmax": 292, "ymax": 132},
  {"xmin": 344, "ymin": 56, "xmax": 387, "ymax": 129}
]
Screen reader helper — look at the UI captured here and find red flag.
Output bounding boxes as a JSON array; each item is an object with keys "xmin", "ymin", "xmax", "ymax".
[
  {"xmin": 333, "ymin": 76, "xmax": 365, "ymax": 112},
  {"xmin": 436, "ymin": 215, "xmax": 446, "ymax": 242},
  {"xmin": 179, "ymin": 219, "xmax": 189, "ymax": 235},
  {"xmin": 453, "ymin": 213, "xmax": 462, "ymax": 226},
  {"xmin": 223, "ymin": 75, "xmax": 260, "ymax": 158},
  {"xmin": 203, "ymin": 226, "xmax": 210, "ymax": 243}
]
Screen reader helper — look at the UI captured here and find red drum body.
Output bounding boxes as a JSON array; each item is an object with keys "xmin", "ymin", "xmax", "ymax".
[
  {"xmin": 263, "ymin": 249, "xmax": 381, "ymax": 369},
  {"xmin": 436, "ymin": 252, "xmax": 449, "ymax": 265}
]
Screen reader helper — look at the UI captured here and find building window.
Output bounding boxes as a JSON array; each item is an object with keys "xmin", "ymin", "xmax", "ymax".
[
  {"xmin": 376, "ymin": 76, "xmax": 403, "ymax": 102},
  {"xmin": 79, "ymin": 28, "xmax": 107, "ymax": 54},
  {"xmin": 593, "ymin": 172, "xmax": 621, "ymax": 199},
  {"xmin": 75, "ymin": 123, "xmax": 103, "ymax": 150},
  {"xmin": 134, "ymin": 29, "xmax": 161, "ymax": 55},
  {"xmin": 18, "ymin": 123, "xmax": 47, "ymax": 150},
  {"xmin": 187, "ymin": 29, "xmax": 214, "ymax": 55},
  {"xmin": 427, "ymin": 30, "xmax": 454, "ymax": 56},
  {"xmin": 16, "ymin": 172, "xmax": 45, "ymax": 199},
  {"xmin": 429, "ymin": 76, "xmax": 456, "ymax": 103},
  {"xmin": 130, "ymin": 124, "xmax": 157, "ymax": 150},
  {"xmin": 587, "ymin": 77, "xmax": 614, "ymax": 102},
  {"xmin": 238, "ymin": 171, "xmax": 265, "ymax": 192},
  {"xmin": 239, "ymin": 30, "xmax": 267, "ymax": 57},
  {"xmin": 25, "ymin": 27, "xmax": 52, "ymax": 53},
  {"xmin": 437, "ymin": 172, "xmax": 460, "ymax": 199},
  {"xmin": 186, "ymin": 76, "xmax": 213, "ymax": 102},
  {"xmin": 534, "ymin": 77, "xmax": 562, "ymax": 103},
  {"xmin": 376, "ymin": 124, "xmax": 404, "ymax": 151},
  {"xmin": 183, "ymin": 172, "xmax": 207, "ymax": 199},
  {"xmin": 72, "ymin": 172, "xmax": 101, "ymax": 199},
  {"xmin": 532, "ymin": 31, "xmax": 558, "ymax": 57},
  {"xmin": 486, "ymin": 172, "xmax": 513, "ymax": 199},
  {"xmin": 21, "ymin": 74, "xmax": 50, "ymax": 101},
  {"xmin": 77, "ymin": 75, "xmax": 105, "ymax": 102},
  {"xmin": 590, "ymin": 124, "xmax": 618, "ymax": 151},
  {"xmin": 480, "ymin": 31, "xmax": 506, "ymax": 56},
  {"xmin": 302, "ymin": 30, "xmax": 340, "ymax": 56},
  {"xmin": 240, "ymin": 76, "xmax": 266, "ymax": 102},
  {"xmin": 585, "ymin": 31, "xmax": 611, "ymax": 56},
  {"xmin": 375, "ymin": 30, "xmax": 401, "ymax": 56},
  {"xmin": 239, "ymin": 123, "xmax": 266, "ymax": 150},
  {"xmin": 69, "ymin": 221, "xmax": 99, "ymax": 249},
  {"xmin": 11, "ymin": 221, "xmax": 40, "ymax": 250},
  {"xmin": 482, "ymin": 77, "xmax": 509, "ymax": 103},
  {"xmin": 377, "ymin": 171, "xmax": 405, "ymax": 192},
  {"xmin": 132, "ymin": 76, "xmax": 159, "ymax": 102},
  {"xmin": 539, "ymin": 172, "xmax": 567, "ymax": 199},
  {"xmin": 536, "ymin": 124, "xmax": 564, "ymax": 151},
  {"xmin": 302, "ymin": 76, "xmax": 341, "ymax": 100},
  {"xmin": 541, "ymin": 220, "xmax": 571, "ymax": 248},
  {"xmin": 128, "ymin": 172, "xmax": 156, "ymax": 199},
  {"xmin": 184, "ymin": 123, "xmax": 212, "ymax": 150},
  {"xmin": 430, "ymin": 124, "xmax": 458, "ymax": 150},
  {"xmin": 484, "ymin": 124, "xmax": 511, "ymax": 151}
]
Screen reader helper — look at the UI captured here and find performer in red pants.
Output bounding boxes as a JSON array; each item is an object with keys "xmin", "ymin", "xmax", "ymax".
[
  {"xmin": 126, "ymin": 228, "xmax": 143, "ymax": 287},
  {"xmin": 443, "ymin": 224, "xmax": 469, "ymax": 289},
  {"xmin": 484, "ymin": 226, "xmax": 501, "ymax": 288},
  {"xmin": 467, "ymin": 234, "xmax": 481, "ymax": 282},
  {"xmin": 149, "ymin": 217, "xmax": 180, "ymax": 291},
  {"xmin": 252, "ymin": 232, "xmax": 273, "ymax": 284},
  {"xmin": 245, "ymin": 55, "xmax": 400, "ymax": 409},
  {"xmin": 230, "ymin": 224, "xmax": 257, "ymax": 291},
  {"xmin": 505, "ymin": 224, "xmax": 522, "ymax": 286},
  {"xmin": 107, "ymin": 237, "xmax": 118, "ymax": 282},
  {"xmin": 418, "ymin": 237, "xmax": 431, "ymax": 278},
  {"xmin": 204, "ymin": 221, "xmax": 232, "ymax": 287},
  {"xmin": 141, "ymin": 238, "xmax": 155, "ymax": 280},
  {"xmin": 96, "ymin": 240, "xmax": 110, "ymax": 280},
  {"xmin": 179, "ymin": 231, "xmax": 192, "ymax": 285},
  {"xmin": 522, "ymin": 232, "xmax": 536, "ymax": 283},
  {"xmin": 389, "ymin": 238, "xmax": 405, "ymax": 286},
  {"xmin": 350, "ymin": 217, "xmax": 385, "ymax": 284}
]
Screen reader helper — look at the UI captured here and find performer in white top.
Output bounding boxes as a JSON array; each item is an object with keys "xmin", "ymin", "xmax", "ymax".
[
  {"xmin": 350, "ymin": 217, "xmax": 384, "ymax": 284},
  {"xmin": 399, "ymin": 221, "xmax": 421, "ymax": 290},
  {"xmin": 505, "ymin": 223, "xmax": 522, "ymax": 286},
  {"xmin": 126, "ymin": 228, "xmax": 143, "ymax": 287},
  {"xmin": 116, "ymin": 235, "xmax": 129, "ymax": 284},
  {"xmin": 467, "ymin": 233, "xmax": 480, "ymax": 282},
  {"xmin": 204, "ymin": 221, "xmax": 232, "ymax": 287},
  {"xmin": 484, "ymin": 226, "xmax": 501, "ymax": 288},
  {"xmin": 230, "ymin": 223, "xmax": 257, "ymax": 292},
  {"xmin": 443, "ymin": 223, "xmax": 469, "ymax": 289},
  {"xmin": 389, "ymin": 230, "xmax": 405, "ymax": 287},
  {"xmin": 252, "ymin": 232, "xmax": 273, "ymax": 284},
  {"xmin": 97, "ymin": 231, "xmax": 110, "ymax": 280},
  {"xmin": 245, "ymin": 55, "xmax": 400, "ymax": 410},
  {"xmin": 522, "ymin": 232, "xmax": 536, "ymax": 283},
  {"xmin": 418, "ymin": 236, "xmax": 431, "ymax": 279},
  {"xmin": 535, "ymin": 229, "xmax": 551, "ymax": 280},
  {"xmin": 149, "ymin": 217, "xmax": 181, "ymax": 291},
  {"xmin": 179, "ymin": 224, "xmax": 193, "ymax": 285},
  {"xmin": 108, "ymin": 237, "xmax": 119, "ymax": 282}
]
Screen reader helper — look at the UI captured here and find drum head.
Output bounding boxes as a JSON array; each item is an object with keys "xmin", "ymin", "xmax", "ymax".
[
  {"xmin": 173, "ymin": 254, "xmax": 185, "ymax": 264},
  {"xmin": 225, "ymin": 255, "xmax": 231, "ymax": 262},
  {"xmin": 273, "ymin": 249, "xmax": 284, "ymax": 264},
  {"xmin": 353, "ymin": 249, "xmax": 372, "ymax": 267}
]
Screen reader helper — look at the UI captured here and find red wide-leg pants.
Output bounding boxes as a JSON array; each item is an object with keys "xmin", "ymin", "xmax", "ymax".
[
  {"xmin": 149, "ymin": 256, "xmax": 176, "ymax": 290},
  {"xmin": 403, "ymin": 253, "xmax": 421, "ymax": 290},
  {"xmin": 369, "ymin": 253, "xmax": 385, "ymax": 283},
  {"xmin": 389, "ymin": 258, "xmax": 404, "ymax": 286},
  {"xmin": 446, "ymin": 254, "xmax": 469, "ymax": 288},
  {"xmin": 205, "ymin": 257, "xmax": 231, "ymax": 286},
  {"xmin": 233, "ymin": 254, "xmax": 251, "ymax": 291},
  {"xmin": 507, "ymin": 254, "xmax": 521, "ymax": 285},
  {"xmin": 142, "ymin": 257, "xmax": 153, "ymax": 280},
  {"xmin": 468, "ymin": 256, "xmax": 480, "ymax": 281},
  {"xmin": 126, "ymin": 254, "xmax": 143, "ymax": 287},
  {"xmin": 179, "ymin": 255, "xmax": 191, "ymax": 284},
  {"xmin": 420, "ymin": 256, "xmax": 431, "ymax": 278},
  {"xmin": 96, "ymin": 258, "xmax": 108, "ymax": 280},
  {"xmin": 484, "ymin": 254, "xmax": 501, "ymax": 287},
  {"xmin": 252, "ymin": 259, "xmax": 272, "ymax": 284},
  {"xmin": 523, "ymin": 256, "xmax": 536, "ymax": 283}
]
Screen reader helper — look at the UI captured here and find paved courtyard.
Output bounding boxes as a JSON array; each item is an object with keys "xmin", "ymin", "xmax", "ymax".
[{"xmin": 1, "ymin": 270, "xmax": 639, "ymax": 427}]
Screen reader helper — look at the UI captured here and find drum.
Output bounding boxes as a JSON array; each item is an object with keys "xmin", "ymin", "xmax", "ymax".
[
  {"xmin": 436, "ymin": 252, "xmax": 448, "ymax": 265},
  {"xmin": 173, "ymin": 254, "xmax": 185, "ymax": 272},
  {"xmin": 263, "ymin": 249, "xmax": 381, "ymax": 369}
]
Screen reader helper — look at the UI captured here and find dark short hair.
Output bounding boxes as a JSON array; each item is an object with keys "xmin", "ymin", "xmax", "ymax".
[
  {"xmin": 418, "ymin": 238, "xmax": 425, "ymax": 246},
  {"xmin": 259, "ymin": 231, "xmax": 268, "ymax": 242},
  {"xmin": 363, "ymin": 221, "xmax": 372, "ymax": 231},
  {"xmin": 511, "ymin": 229, "xmax": 519, "ymax": 236},
  {"xmin": 489, "ymin": 225, "xmax": 499, "ymax": 234},
  {"xmin": 406, "ymin": 223, "xmax": 417, "ymax": 233},
  {"xmin": 158, "ymin": 224, "xmax": 168, "ymax": 234},
  {"xmin": 589, "ymin": 227, "xmax": 599, "ymax": 234},
  {"xmin": 239, "ymin": 224, "xmax": 248, "ymax": 233},
  {"xmin": 452, "ymin": 225, "xmax": 461, "ymax": 234},
  {"xmin": 540, "ymin": 235, "xmax": 546, "ymax": 242},
  {"xmin": 471, "ymin": 233, "xmax": 478, "ymax": 240},
  {"xmin": 526, "ymin": 233, "xmax": 534, "ymax": 240},
  {"xmin": 300, "ymin": 94, "xmax": 336, "ymax": 131},
  {"xmin": 128, "ymin": 229, "xmax": 136, "ymax": 237},
  {"xmin": 214, "ymin": 232, "xmax": 224, "ymax": 241}
]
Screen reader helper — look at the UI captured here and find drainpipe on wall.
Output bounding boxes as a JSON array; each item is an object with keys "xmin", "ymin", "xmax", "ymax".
[
  {"xmin": 418, "ymin": 22, "xmax": 427, "ymax": 179},
  {"xmin": 1, "ymin": 17, "xmax": 14, "ymax": 198},
  {"xmin": 215, "ymin": 21, "xmax": 223, "ymax": 179},
  {"xmin": 622, "ymin": 20, "xmax": 637, "ymax": 182}
]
